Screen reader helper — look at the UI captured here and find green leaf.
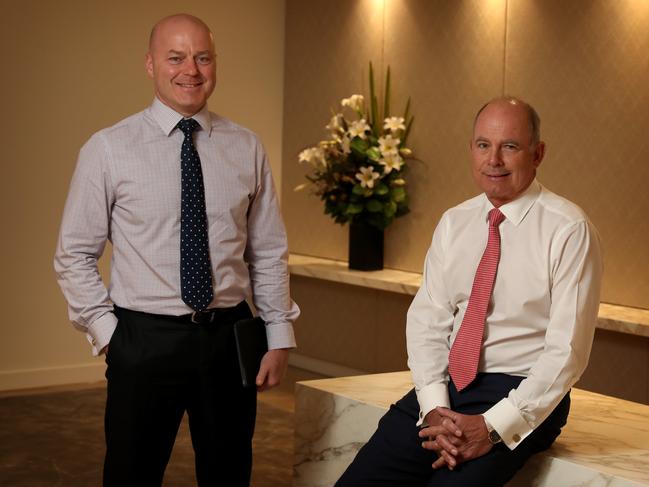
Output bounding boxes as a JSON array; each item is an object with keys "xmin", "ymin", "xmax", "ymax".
[
  {"xmin": 350, "ymin": 137, "xmax": 369, "ymax": 155},
  {"xmin": 352, "ymin": 184, "xmax": 365, "ymax": 195},
  {"xmin": 346, "ymin": 203, "xmax": 364, "ymax": 215},
  {"xmin": 374, "ymin": 183, "xmax": 389, "ymax": 196},
  {"xmin": 366, "ymin": 199, "xmax": 383, "ymax": 212},
  {"xmin": 384, "ymin": 200, "xmax": 397, "ymax": 218},
  {"xmin": 366, "ymin": 147, "xmax": 381, "ymax": 161},
  {"xmin": 403, "ymin": 96, "xmax": 411, "ymax": 122},
  {"xmin": 384, "ymin": 65, "xmax": 391, "ymax": 119},
  {"xmin": 402, "ymin": 116, "xmax": 414, "ymax": 146},
  {"xmin": 369, "ymin": 62, "xmax": 377, "ymax": 129},
  {"xmin": 391, "ymin": 187, "xmax": 406, "ymax": 203}
]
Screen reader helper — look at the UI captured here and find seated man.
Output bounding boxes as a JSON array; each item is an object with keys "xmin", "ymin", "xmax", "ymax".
[{"xmin": 336, "ymin": 97, "xmax": 602, "ymax": 486}]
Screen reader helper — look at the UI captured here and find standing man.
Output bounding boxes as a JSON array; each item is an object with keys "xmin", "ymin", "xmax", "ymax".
[
  {"xmin": 54, "ymin": 14, "xmax": 299, "ymax": 486},
  {"xmin": 336, "ymin": 97, "xmax": 602, "ymax": 486}
]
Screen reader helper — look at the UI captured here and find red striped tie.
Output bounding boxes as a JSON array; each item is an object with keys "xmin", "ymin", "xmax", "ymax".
[{"xmin": 448, "ymin": 208, "xmax": 505, "ymax": 391}]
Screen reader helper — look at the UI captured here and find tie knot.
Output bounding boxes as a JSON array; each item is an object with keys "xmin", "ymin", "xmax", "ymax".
[
  {"xmin": 177, "ymin": 118, "xmax": 199, "ymax": 136},
  {"xmin": 488, "ymin": 208, "xmax": 505, "ymax": 227}
]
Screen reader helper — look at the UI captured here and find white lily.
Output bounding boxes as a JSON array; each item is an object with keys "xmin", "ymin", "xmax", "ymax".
[
  {"xmin": 378, "ymin": 134, "xmax": 401, "ymax": 155},
  {"xmin": 379, "ymin": 152, "xmax": 403, "ymax": 174},
  {"xmin": 341, "ymin": 94, "xmax": 364, "ymax": 112},
  {"xmin": 340, "ymin": 135, "xmax": 351, "ymax": 154},
  {"xmin": 326, "ymin": 114, "xmax": 343, "ymax": 133},
  {"xmin": 298, "ymin": 147, "xmax": 326, "ymax": 167},
  {"xmin": 383, "ymin": 116, "xmax": 406, "ymax": 132},
  {"xmin": 348, "ymin": 119, "xmax": 370, "ymax": 139},
  {"xmin": 355, "ymin": 166, "xmax": 380, "ymax": 188}
]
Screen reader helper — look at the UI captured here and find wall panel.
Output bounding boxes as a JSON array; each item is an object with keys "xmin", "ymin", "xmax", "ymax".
[
  {"xmin": 506, "ymin": 0, "xmax": 649, "ymax": 307},
  {"xmin": 283, "ymin": 0, "xmax": 384, "ymax": 260}
]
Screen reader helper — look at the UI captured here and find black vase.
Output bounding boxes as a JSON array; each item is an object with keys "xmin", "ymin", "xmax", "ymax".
[{"xmin": 348, "ymin": 221, "xmax": 384, "ymax": 271}]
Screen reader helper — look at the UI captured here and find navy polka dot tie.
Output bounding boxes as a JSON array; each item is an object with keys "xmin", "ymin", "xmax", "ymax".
[{"xmin": 178, "ymin": 118, "xmax": 213, "ymax": 311}]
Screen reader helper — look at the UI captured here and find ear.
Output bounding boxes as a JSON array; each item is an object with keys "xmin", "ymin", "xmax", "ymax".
[
  {"xmin": 145, "ymin": 52, "xmax": 154, "ymax": 79},
  {"xmin": 533, "ymin": 141, "xmax": 546, "ymax": 168}
]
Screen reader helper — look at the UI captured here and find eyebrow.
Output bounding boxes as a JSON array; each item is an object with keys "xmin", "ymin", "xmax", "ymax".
[
  {"xmin": 502, "ymin": 139, "xmax": 520, "ymax": 146},
  {"xmin": 166, "ymin": 50, "xmax": 213, "ymax": 56}
]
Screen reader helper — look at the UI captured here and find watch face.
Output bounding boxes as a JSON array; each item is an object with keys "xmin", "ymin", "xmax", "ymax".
[{"xmin": 489, "ymin": 429, "xmax": 502, "ymax": 444}]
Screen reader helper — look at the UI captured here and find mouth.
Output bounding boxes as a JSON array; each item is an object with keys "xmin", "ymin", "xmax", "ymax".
[
  {"xmin": 175, "ymin": 81, "xmax": 203, "ymax": 89},
  {"xmin": 483, "ymin": 172, "xmax": 510, "ymax": 180}
]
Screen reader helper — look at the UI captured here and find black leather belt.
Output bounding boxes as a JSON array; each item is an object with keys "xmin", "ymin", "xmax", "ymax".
[
  {"xmin": 114, "ymin": 301, "xmax": 249, "ymax": 325},
  {"xmin": 177, "ymin": 301, "xmax": 249, "ymax": 324}
]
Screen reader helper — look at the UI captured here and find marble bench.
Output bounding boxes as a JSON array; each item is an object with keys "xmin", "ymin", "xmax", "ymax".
[{"xmin": 293, "ymin": 371, "xmax": 649, "ymax": 487}]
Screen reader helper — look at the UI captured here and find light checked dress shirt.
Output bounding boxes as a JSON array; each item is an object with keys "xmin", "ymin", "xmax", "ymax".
[
  {"xmin": 55, "ymin": 98, "xmax": 299, "ymax": 355},
  {"xmin": 406, "ymin": 180, "xmax": 602, "ymax": 450}
]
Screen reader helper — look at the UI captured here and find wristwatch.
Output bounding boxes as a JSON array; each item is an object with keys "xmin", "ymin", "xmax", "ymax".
[{"xmin": 483, "ymin": 416, "xmax": 502, "ymax": 445}]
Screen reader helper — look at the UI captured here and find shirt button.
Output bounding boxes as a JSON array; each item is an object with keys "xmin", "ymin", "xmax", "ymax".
[{"xmin": 512, "ymin": 434, "xmax": 521, "ymax": 442}]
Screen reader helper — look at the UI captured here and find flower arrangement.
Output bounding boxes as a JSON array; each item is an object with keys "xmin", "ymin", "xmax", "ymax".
[{"xmin": 297, "ymin": 63, "xmax": 414, "ymax": 231}]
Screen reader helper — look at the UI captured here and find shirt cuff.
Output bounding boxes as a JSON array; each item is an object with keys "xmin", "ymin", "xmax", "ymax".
[
  {"xmin": 265, "ymin": 322, "xmax": 296, "ymax": 350},
  {"xmin": 482, "ymin": 397, "xmax": 533, "ymax": 450},
  {"xmin": 87, "ymin": 312, "xmax": 118, "ymax": 356},
  {"xmin": 415, "ymin": 382, "xmax": 451, "ymax": 426}
]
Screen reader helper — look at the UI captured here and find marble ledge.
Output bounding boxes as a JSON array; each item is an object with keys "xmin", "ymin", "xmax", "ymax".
[
  {"xmin": 294, "ymin": 371, "xmax": 649, "ymax": 487},
  {"xmin": 288, "ymin": 253, "xmax": 649, "ymax": 338}
]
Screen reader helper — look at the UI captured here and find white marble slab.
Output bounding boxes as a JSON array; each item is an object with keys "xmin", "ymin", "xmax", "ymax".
[
  {"xmin": 293, "ymin": 371, "xmax": 649, "ymax": 487},
  {"xmin": 289, "ymin": 253, "xmax": 421, "ymax": 295},
  {"xmin": 288, "ymin": 253, "xmax": 649, "ymax": 338}
]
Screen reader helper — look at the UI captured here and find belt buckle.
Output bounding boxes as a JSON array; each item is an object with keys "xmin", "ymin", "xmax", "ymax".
[{"xmin": 190, "ymin": 310, "xmax": 214, "ymax": 324}]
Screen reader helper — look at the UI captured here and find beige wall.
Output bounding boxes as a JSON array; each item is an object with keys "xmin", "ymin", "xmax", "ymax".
[
  {"xmin": 0, "ymin": 0, "xmax": 285, "ymax": 390},
  {"xmin": 282, "ymin": 0, "xmax": 649, "ymax": 310}
]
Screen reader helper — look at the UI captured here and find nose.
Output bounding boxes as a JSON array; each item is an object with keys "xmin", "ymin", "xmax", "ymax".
[
  {"xmin": 184, "ymin": 58, "xmax": 199, "ymax": 75},
  {"xmin": 487, "ymin": 147, "xmax": 503, "ymax": 166}
]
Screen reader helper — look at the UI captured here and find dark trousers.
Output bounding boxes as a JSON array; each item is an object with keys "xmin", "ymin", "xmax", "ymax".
[
  {"xmin": 103, "ymin": 302, "xmax": 256, "ymax": 487},
  {"xmin": 336, "ymin": 373, "xmax": 570, "ymax": 487}
]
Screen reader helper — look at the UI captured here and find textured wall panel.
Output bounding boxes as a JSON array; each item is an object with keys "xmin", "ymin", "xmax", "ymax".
[
  {"xmin": 283, "ymin": 0, "xmax": 385, "ymax": 260},
  {"xmin": 381, "ymin": 0, "xmax": 506, "ymax": 270},
  {"xmin": 506, "ymin": 0, "xmax": 649, "ymax": 308}
]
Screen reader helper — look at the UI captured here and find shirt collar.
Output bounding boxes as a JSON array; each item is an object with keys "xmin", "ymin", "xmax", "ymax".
[
  {"xmin": 481, "ymin": 179, "xmax": 542, "ymax": 227},
  {"xmin": 149, "ymin": 97, "xmax": 212, "ymax": 136}
]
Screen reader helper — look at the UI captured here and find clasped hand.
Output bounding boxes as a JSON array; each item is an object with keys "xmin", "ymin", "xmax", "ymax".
[{"xmin": 418, "ymin": 408, "xmax": 493, "ymax": 470}]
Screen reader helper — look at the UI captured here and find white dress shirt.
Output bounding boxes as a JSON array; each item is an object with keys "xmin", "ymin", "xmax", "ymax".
[
  {"xmin": 406, "ymin": 180, "xmax": 602, "ymax": 450},
  {"xmin": 55, "ymin": 98, "xmax": 299, "ymax": 355}
]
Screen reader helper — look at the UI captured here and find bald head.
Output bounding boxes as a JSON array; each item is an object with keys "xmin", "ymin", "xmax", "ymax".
[
  {"xmin": 474, "ymin": 97, "xmax": 541, "ymax": 146},
  {"xmin": 145, "ymin": 13, "xmax": 216, "ymax": 116},
  {"xmin": 470, "ymin": 96, "xmax": 546, "ymax": 207},
  {"xmin": 149, "ymin": 14, "xmax": 214, "ymax": 52}
]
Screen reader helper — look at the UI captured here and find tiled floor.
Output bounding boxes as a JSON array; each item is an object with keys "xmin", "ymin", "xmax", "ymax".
[{"xmin": 0, "ymin": 367, "xmax": 325, "ymax": 486}]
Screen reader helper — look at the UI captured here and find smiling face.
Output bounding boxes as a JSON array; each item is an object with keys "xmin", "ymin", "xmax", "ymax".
[
  {"xmin": 145, "ymin": 15, "xmax": 216, "ymax": 117},
  {"xmin": 470, "ymin": 100, "xmax": 545, "ymax": 207}
]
